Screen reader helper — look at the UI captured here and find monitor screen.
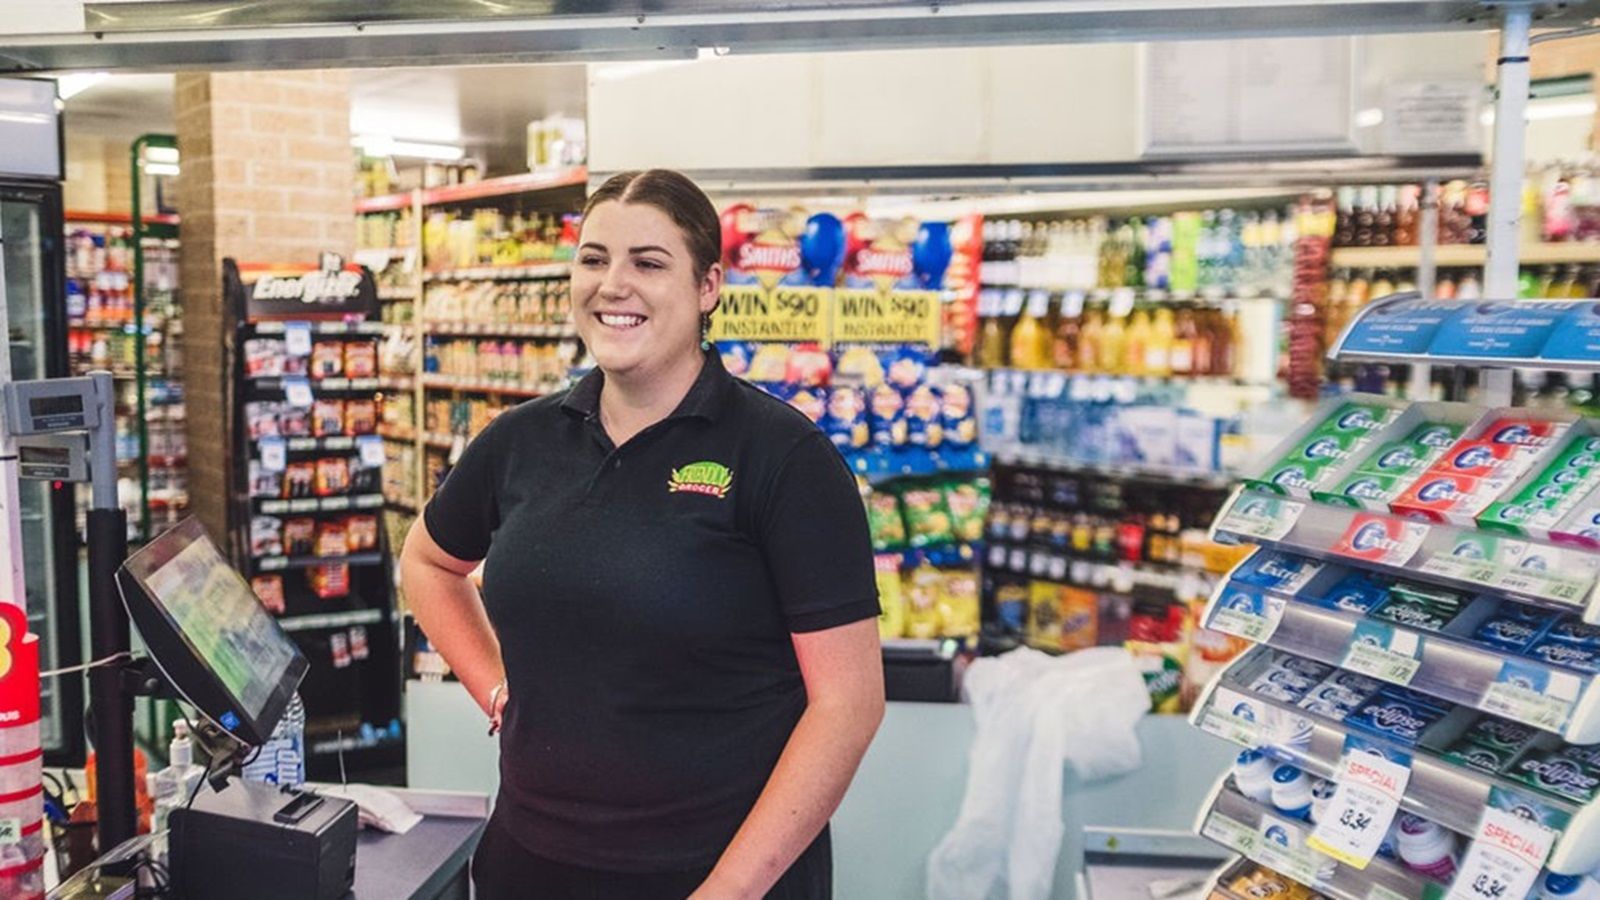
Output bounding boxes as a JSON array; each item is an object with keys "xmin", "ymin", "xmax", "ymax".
[{"xmin": 120, "ymin": 518, "xmax": 307, "ymax": 745}]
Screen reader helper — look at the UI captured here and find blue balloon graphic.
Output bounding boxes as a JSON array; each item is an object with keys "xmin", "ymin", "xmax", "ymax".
[
  {"xmin": 800, "ymin": 213, "xmax": 846, "ymax": 287},
  {"xmin": 912, "ymin": 221, "xmax": 953, "ymax": 291}
]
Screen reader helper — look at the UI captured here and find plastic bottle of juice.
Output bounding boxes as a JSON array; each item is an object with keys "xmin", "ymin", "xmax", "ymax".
[
  {"xmin": 1077, "ymin": 307, "xmax": 1104, "ymax": 373},
  {"xmin": 1147, "ymin": 305, "xmax": 1175, "ymax": 378},
  {"xmin": 1123, "ymin": 306, "xmax": 1152, "ymax": 376},
  {"xmin": 1052, "ymin": 306, "xmax": 1081, "ymax": 371},
  {"xmin": 1170, "ymin": 305, "xmax": 1196, "ymax": 377},
  {"xmin": 1100, "ymin": 309, "xmax": 1127, "ymax": 375},
  {"xmin": 1010, "ymin": 301, "xmax": 1047, "ymax": 370}
]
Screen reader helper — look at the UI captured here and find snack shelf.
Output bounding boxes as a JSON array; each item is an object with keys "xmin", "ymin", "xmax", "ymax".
[
  {"xmin": 419, "ymin": 375, "xmax": 546, "ymax": 398},
  {"xmin": 1194, "ymin": 775, "xmax": 1444, "ymax": 900},
  {"xmin": 1203, "ymin": 857, "xmax": 1298, "ymax": 900},
  {"xmin": 1191, "ymin": 647, "xmax": 1600, "ymax": 874},
  {"xmin": 1211, "ymin": 487, "xmax": 1600, "ymax": 623},
  {"xmin": 253, "ymin": 493, "xmax": 385, "ymax": 515},
  {"xmin": 377, "ymin": 376, "xmax": 415, "ymax": 392},
  {"xmin": 354, "ymin": 193, "xmax": 413, "ymax": 214},
  {"xmin": 1328, "ymin": 242, "xmax": 1600, "ymax": 269},
  {"xmin": 1202, "ymin": 577, "xmax": 1600, "ymax": 744},
  {"xmin": 423, "ymin": 262, "xmax": 571, "ymax": 283},
  {"xmin": 423, "ymin": 321, "xmax": 577, "ymax": 338},
  {"xmin": 266, "ymin": 435, "xmax": 364, "ymax": 452},
  {"xmin": 252, "ymin": 551, "xmax": 384, "ymax": 573},
  {"xmin": 419, "ymin": 168, "xmax": 586, "ymax": 206},
  {"xmin": 276, "ymin": 607, "xmax": 388, "ymax": 634},
  {"xmin": 991, "ymin": 449, "xmax": 1236, "ymax": 489},
  {"xmin": 248, "ymin": 377, "xmax": 382, "ymax": 393},
  {"xmin": 377, "ymin": 287, "xmax": 417, "ymax": 301},
  {"xmin": 252, "ymin": 321, "xmax": 388, "ymax": 337},
  {"xmin": 378, "ymin": 425, "xmax": 417, "ymax": 443}
]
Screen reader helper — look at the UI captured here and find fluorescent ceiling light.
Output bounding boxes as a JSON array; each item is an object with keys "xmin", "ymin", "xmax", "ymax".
[
  {"xmin": 56, "ymin": 72, "xmax": 109, "ymax": 101},
  {"xmin": 145, "ymin": 162, "xmax": 180, "ymax": 177},
  {"xmin": 1481, "ymin": 97, "xmax": 1597, "ymax": 125},
  {"xmin": 144, "ymin": 146, "xmax": 179, "ymax": 164},
  {"xmin": 1354, "ymin": 108, "xmax": 1384, "ymax": 128},
  {"xmin": 353, "ymin": 134, "xmax": 464, "ymax": 161}
]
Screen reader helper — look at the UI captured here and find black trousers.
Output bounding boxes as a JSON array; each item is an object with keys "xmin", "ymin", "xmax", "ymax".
[{"xmin": 471, "ymin": 810, "xmax": 832, "ymax": 900}]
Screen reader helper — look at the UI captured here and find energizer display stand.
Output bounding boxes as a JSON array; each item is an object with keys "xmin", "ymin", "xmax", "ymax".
[{"xmin": 0, "ymin": 373, "xmax": 135, "ymax": 851}]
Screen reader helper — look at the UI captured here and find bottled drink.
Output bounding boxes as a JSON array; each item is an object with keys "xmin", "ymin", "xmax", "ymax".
[
  {"xmin": 1100, "ymin": 310, "xmax": 1127, "ymax": 375},
  {"xmin": 1373, "ymin": 185, "xmax": 1398, "ymax": 246},
  {"xmin": 1169, "ymin": 306, "xmax": 1197, "ymax": 377},
  {"xmin": 1051, "ymin": 307, "xmax": 1080, "ymax": 371},
  {"xmin": 1334, "ymin": 186, "xmax": 1356, "ymax": 246},
  {"xmin": 1077, "ymin": 308, "xmax": 1105, "ymax": 372},
  {"xmin": 1147, "ymin": 306, "xmax": 1175, "ymax": 377},
  {"xmin": 1124, "ymin": 307, "xmax": 1152, "ymax": 376}
]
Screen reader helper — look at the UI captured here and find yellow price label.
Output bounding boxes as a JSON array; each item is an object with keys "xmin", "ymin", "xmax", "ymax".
[
  {"xmin": 831, "ymin": 289, "xmax": 941, "ymax": 346},
  {"xmin": 708, "ymin": 285, "xmax": 830, "ymax": 343},
  {"xmin": 0, "ymin": 617, "xmax": 11, "ymax": 680}
]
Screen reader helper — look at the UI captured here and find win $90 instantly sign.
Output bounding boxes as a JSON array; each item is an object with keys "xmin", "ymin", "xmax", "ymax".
[{"xmin": 708, "ymin": 285, "xmax": 832, "ymax": 343}]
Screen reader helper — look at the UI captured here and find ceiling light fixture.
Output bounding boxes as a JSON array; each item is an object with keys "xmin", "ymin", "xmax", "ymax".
[
  {"xmin": 144, "ymin": 162, "xmax": 181, "ymax": 177},
  {"xmin": 56, "ymin": 72, "xmax": 110, "ymax": 101}
]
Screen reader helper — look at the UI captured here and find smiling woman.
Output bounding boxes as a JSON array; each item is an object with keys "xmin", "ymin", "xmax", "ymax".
[{"xmin": 400, "ymin": 168, "xmax": 885, "ymax": 900}]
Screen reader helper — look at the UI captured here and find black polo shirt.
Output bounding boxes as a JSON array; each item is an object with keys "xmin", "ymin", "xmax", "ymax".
[{"xmin": 423, "ymin": 351, "xmax": 879, "ymax": 873}]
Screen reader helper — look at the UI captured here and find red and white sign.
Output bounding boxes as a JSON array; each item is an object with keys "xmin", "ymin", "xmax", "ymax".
[
  {"xmin": 1447, "ymin": 808, "xmax": 1556, "ymax": 900},
  {"xmin": 1307, "ymin": 751, "xmax": 1410, "ymax": 869}
]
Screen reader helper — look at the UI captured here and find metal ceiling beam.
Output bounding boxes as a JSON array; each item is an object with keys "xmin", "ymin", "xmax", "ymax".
[{"xmin": 4, "ymin": 0, "xmax": 1598, "ymax": 74}]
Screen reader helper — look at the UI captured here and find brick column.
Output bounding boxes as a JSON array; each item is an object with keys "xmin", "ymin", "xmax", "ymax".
[{"xmin": 174, "ymin": 70, "xmax": 354, "ymax": 543}]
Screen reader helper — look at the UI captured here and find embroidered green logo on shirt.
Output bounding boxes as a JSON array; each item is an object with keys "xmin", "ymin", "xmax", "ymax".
[{"xmin": 668, "ymin": 461, "xmax": 733, "ymax": 498}]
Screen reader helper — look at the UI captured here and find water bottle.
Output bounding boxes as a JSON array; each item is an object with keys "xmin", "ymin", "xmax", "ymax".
[{"xmin": 241, "ymin": 694, "xmax": 305, "ymax": 788}]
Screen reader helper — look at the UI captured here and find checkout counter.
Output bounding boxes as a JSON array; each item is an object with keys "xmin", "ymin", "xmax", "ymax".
[{"xmin": 46, "ymin": 517, "xmax": 486, "ymax": 899}]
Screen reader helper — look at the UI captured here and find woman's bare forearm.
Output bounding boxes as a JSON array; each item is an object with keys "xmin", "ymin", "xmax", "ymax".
[{"xmin": 399, "ymin": 521, "xmax": 505, "ymax": 713}]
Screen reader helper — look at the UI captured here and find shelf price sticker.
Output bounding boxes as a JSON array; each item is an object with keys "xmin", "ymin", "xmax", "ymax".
[
  {"xmin": 1332, "ymin": 513, "xmax": 1428, "ymax": 568},
  {"xmin": 1339, "ymin": 620, "xmax": 1424, "ymax": 686},
  {"xmin": 1198, "ymin": 686, "xmax": 1266, "ymax": 747},
  {"xmin": 1208, "ymin": 582, "xmax": 1288, "ymax": 643},
  {"xmin": 356, "ymin": 435, "xmax": 387, "ymax": 468},
  {"xmin": 1254, "ymin": 813, "xmax": 1323, "ymax": 887},
  {"xmin": 1446, "ymin": 807, "xmax": 1556, "ymax": 900},
  {"xmin": 708, "ymin": 285, "xmax": 830, "ymax": 344},
  {"xmin": 830, "ymin": 289, "xmax": 941, "ymax": 346},
  {"xmin": 1215, "ymin": 495, "xmax": 1305, "ymax": 543},
  {"xmin": 1200, "ymin": 810, "xmax": 1257, "ymax": 856},
  {"xmin": 1481, "ymin": 659, "xmax": 1579, "ymax": 734},
  {"xmin": 1306, "ymin": 748, "xmax": 1411, "ymax": 869}
]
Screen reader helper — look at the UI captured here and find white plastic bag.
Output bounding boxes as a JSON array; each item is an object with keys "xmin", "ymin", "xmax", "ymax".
[{"xmin": 927, "ymin": 646, "xmax": 1150, "ymax": 900}]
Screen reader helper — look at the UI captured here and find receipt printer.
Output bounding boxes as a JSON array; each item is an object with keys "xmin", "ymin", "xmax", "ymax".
[{"xmin": 170, "ymin": 778, "xmax": 358, "ymax": 900}]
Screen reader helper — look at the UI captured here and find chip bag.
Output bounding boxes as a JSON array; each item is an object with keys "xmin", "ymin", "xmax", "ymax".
[
  {"xmin": 875, "ymin": 554, "xmax": 905, "ymax": 639},
  {"xmin": 937, "ymin": 569, "xmax": 981, "ymax": 637},
  {"xmin": 904, "ymin": 555, "xmax": 943, "ymax": 639},
  {"xmin": 865, "ymin": 488, "xmax": 907, "ymax": 552},
  {"xmin": 899, "ymin": 485, "xmax": 954, "ymax": 548},
  {"xmin": 942, "ymin": 478, "xmax": 990, "ymax": 544}
]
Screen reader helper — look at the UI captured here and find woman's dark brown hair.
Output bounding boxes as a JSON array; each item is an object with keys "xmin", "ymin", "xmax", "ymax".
[{"xmin": 582, "ymin": 169, "xmax": 721, "ymax": 282}]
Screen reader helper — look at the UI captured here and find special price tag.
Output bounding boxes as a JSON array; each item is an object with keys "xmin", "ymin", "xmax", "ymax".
[
  {"xmin": 708, "ymin": 285, "xmax": 830, "ymax": 343},
  {"xmin": 1306, "ymin": 749, "xmax": 1411, "ymax": 869},
  {"xmin": 1480, "ymin": 660, "xmax": 1579, "ymax": 734},
  {"xmin": 1446, "ymin": 807, "xmax": 1556, "ymax": 900},
  {"xmin": 1208, "ymin": 582, "xmax": 1288, "ymax": 643},
  {"xmin": 1340, "ymin": 620, "xmax": 1424, "ymax": 686},
  {"xmin": 1215, "ymin": 495, "xmax": 1305, "ymax": 543}
]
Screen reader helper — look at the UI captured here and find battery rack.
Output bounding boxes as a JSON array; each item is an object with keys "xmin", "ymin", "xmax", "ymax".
[
  {"xmin": 1187, "ymin": 295, "xmax": 1600, "ymax": 899},
  {"xmin": 226, "ymin": 259, "xmax": 404, "ymax": 782}
]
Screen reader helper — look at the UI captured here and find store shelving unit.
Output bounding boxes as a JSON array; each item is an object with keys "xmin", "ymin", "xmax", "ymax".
[
  {"xmin": 357, "ymin": 168, "xmax": 587, "ymax": 526},
  {"xmin": 991, "ymin": 449, "xmax": 1238, "ymax": 490},
  {"xmin": 1187, "ymin": 292, "xmax": 1600, "ymax": 893},
  {"xmin": 1329, "ymin": 241, "xmax": 1600, "ymax": 270},
  {"xmin": 1191, "ymin": 647, "xmax": 1600, "ymax": 874},
  {"xmin": 64, "ymin": 207, "xmax": 187, "ymax": 541},
  {"xmin": 1194, "ymin": 775, "xmax": 1444, "ymax": 899}
]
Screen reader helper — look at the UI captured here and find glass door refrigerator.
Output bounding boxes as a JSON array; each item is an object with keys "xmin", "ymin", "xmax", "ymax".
[{"xmin": 1, "ymin": 77, "xmax": 86, "ymax": 766}]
